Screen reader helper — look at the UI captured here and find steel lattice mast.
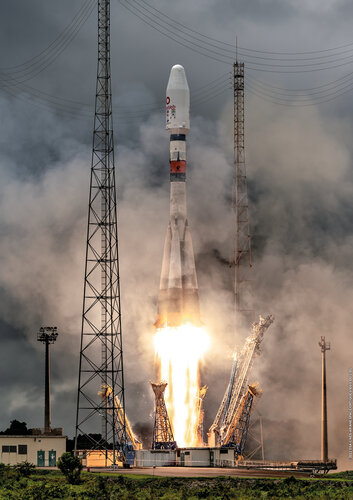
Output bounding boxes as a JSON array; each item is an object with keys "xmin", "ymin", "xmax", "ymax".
[
  {"xmin": 151, "ymin": 382, "xmax": 176, "ymax": 450},
  {"xmin": 233, "ymin": 62, "xmax": 253, "ymax": 319},
  {"xmin": 75, "ymin": 0, "xmax": 126, "ymax": 463}
]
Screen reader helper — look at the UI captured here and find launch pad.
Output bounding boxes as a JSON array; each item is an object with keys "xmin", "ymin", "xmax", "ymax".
[{"xmin": 82, "ymin": 447, "xmax": 337, "ymax": 474}]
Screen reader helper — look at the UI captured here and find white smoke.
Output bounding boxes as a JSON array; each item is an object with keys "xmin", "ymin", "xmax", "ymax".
[{"xmin": 0, "ymin": 88, "xmax": 352, "ymax": 467}]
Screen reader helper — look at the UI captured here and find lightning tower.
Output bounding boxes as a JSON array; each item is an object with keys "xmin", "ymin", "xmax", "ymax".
[
  {"xmin": 75, "ymin": 0, "xmax": 126, "ymax": 463},
  {"xmin": 233, "ymin": 61, "xmax": 253, "ymax": 321}
]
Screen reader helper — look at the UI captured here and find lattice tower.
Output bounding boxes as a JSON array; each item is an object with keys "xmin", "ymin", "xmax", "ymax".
[
  {"xmin": 75, "ymin": 0, "xmax": 126, "ymax": 463},
  {"xmin": 233, "ymin": 62, "xmax": 253, "ymax": 321},
  {"xmin": 151, "ymin": 382, "xmax": 176, "ymax": 450}
]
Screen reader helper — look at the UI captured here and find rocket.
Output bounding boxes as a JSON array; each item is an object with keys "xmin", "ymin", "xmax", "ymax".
[{"xmin": 155, "ymin": 64, "xmax": 200, "ymax": 328}]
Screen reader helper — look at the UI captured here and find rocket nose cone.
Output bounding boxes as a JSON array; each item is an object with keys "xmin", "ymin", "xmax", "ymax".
[
  {"xmin": 166, "ymin": 64, "xmax": 190, "ymax": 131},
  {"xmin": 167, "ymin": 64, "xmax": 189, "ymax": 91}
]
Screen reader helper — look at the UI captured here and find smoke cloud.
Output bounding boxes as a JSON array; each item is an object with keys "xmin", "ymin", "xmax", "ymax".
[
  {"xmin": 0, "ymin": 88, "xmax": 352, "ymax": 469},
  {"xmin": 1, "ymin": 1, "xmax": 353, "ymax": 470}
]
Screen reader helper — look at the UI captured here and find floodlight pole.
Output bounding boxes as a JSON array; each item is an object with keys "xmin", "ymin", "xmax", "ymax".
[
  {"xmin": 319, "ymin": 335, "xmax": 330, "ymax": 462},
  {"xmin": 37, "ymin": 326, "xmax": 58, "ymax": 434}
]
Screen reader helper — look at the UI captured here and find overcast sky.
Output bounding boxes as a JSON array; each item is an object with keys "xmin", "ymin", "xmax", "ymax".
[{"xmin": 1, "ymin": 0, "xmax": 353, "ymax": 467}]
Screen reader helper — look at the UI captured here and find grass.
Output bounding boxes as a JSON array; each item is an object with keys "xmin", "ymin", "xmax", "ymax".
[
  {"xmin": 1, "ymin": 469, "xmax": 353, "ymax": 499},
  {"xmin": 89, "ymin": 471, "xmax": 154, "ymax": 479},
  {"xmin": 325, "ymin": 470, "xmax": 353, "ymax": 480}
]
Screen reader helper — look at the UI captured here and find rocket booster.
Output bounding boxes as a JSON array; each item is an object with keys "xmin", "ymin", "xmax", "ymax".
[{"xmin": 156, "ymin": 65, "xmax": 200, "ymax": 328}]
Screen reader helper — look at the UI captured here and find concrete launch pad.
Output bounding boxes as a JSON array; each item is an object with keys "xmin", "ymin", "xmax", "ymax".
[
  {"xmin": 83, "ymin": 448, "xmax": 336, "ymax": 474},
  {"xmin": 87, "ymin": 466, "xmax": 332, "ymax": 479}
]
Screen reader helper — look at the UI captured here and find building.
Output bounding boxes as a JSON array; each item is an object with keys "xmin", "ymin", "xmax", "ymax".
[
  {"xmin": 135, "ymin": 449, "xmax": 176, "ymax": 467},
  {"xmin": 134, "ymin": 448, "xmax": 236, "ymax": 468},
  {"xmin": 176, "ymin": 448, "xmax": 235, "ymax": 467},
  {"xmin": 0, "ymin": 433, "xmax": 66, "ymax": 466}
]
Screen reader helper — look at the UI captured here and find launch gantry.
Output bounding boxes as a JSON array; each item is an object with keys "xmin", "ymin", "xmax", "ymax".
[
  {"xmin": 223, "ymin": 383, "xmax": 262, "ymax": 454},
  {"xmin": 196, "ymin": 385, "xmax": 208, "ymax": 446},
  {"xmin": 100, "ymin": 385, "xmax": 142, "ymax": 451},
  {"xmin": 208, "ymin": 315, "xmax": 273, "ymax": 452},
  {"xmin": 151, "ymin": 382, "xmax": 177, "ymax": 450}
]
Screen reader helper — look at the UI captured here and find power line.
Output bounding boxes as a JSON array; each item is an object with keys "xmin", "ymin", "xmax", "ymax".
[
  {"xmin": 193, "ymin": 84, "xmax": 232, "ymax": 106},
  {"xmin": 247, "ymin": 73, "xmax": 353, "ymax": 98},
  {"xmin": 2, "ymin": 0, "xmax": 353, "ymax": 111},
  {"xmin": 246, "ymin": 80, "xmax": 353, "ymax": 106},
  {"xmin": 125, "ymin": 0, "xmax": 353, "ymax": 58},
  {"xmin": 0, "ymin": 72, "xmax": 230, "ymax": 119},
  {"xmin": 119, "ymin": 0, "xmax": 231, "ymax": 65},
  {"xmin": 119, "ymin": 0, "xmax": 353, "ymax": 74},
  {"xmin": 1, "ymin": 0, "xmax": 96, "ymax": 83},
  {"xmin": 121, "ymin": 0, "xmax": 353, "ymax": 66},
  {"xmin": 246, "ymin": 70, "xmax": 353, "ymax": 93},
  {"xmin": 1, "ymin": 0, "xmax": 96, "ymax": 72}
]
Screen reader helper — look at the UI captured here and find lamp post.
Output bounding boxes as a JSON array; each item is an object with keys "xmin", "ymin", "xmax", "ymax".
[
  {"xmin": 318, "ymin": 336, "xmax": 330, "ymax": 462},
  {"xmin": 37, "ymin": 327, "xmax": 58, "ymax": 434}
]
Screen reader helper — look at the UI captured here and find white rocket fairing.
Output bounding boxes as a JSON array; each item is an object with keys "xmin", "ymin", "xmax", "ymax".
[{"xmin": 156, "ymin": 65, "xmax": 200, "ymax": 328}]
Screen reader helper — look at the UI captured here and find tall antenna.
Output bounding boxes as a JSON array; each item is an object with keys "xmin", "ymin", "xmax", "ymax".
[
  {"xmin": 233, "ymin": 59, "xmax": 253, "ymax": 321},
  {"xmin": 75, "ymin": 0, "xmax": 126, "ymax": 464}
]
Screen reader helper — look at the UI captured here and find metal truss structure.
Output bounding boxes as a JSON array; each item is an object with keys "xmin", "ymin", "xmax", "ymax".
[
  {"xmin": 208, "ymin": 315, "xmax": 273, "ymax": 447},
  {"xmin": 244, "ymin": 411, "xmax": 265, "ymax": 460},
  {"xmin": 196, "ymin": 385, "xmax": 208, "ymax": 446},
  {"xmin": 226, "ymin": 384, "xmax": 260, "ymax": 455},
  {"xmin": 151, "ymin": 382, "xmax": 177, "ymax": 450},
  {"xmin": 232, "ymin": 62, "xmax": 253, "ymax": 320},
  {"xmin": 75, "ymin": 0, "xmax": 127, "ymax": 464}
]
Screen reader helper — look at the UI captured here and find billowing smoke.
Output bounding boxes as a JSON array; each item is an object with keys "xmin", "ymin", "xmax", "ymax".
[{"xmin": 0, "ymin": 82, "xmax": 352, "ymax": 470}]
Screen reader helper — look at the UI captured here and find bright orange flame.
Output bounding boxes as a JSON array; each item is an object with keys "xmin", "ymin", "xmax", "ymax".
[{"xmin": 154, "ymin": 323, "xmax": 210, "ymax": 447}]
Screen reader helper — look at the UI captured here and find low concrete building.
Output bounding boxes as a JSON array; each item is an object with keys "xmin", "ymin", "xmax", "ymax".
[
  {"xmin": 0, "ymin": 434, "xmax": 66, "ymax": 467},
  {"xmin": 135, "ymin": 449, "xmax": 176, "ymax": 467},
  {"xmin": 212, "ymin": 447, "xmax": 235, "ymax": 467},
  {"xmin": 176, "ymin": 447, "xmax": 236, "ymax": 467},
  {"xmin": 176, "ymin": 448, "xmax": 210, "ymax": 467}
]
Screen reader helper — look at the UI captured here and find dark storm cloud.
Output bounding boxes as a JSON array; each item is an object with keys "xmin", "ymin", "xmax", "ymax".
[{"xmin": 0, "ymin": 0, "xmax": 353, "ymax": 469}]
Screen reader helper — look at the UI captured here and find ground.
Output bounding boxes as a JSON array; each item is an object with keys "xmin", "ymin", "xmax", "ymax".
[{"xmin": 0, "ymin": 467, "xmax": 353, "ymax": 499}]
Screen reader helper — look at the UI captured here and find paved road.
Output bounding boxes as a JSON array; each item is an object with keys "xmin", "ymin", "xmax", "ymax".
[{"xmin": 89, "ymin": 466, "xmax": 312, "ymax": 479}]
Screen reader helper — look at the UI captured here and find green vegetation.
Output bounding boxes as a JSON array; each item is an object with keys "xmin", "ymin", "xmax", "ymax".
[
  {"xmin": 0, "ymin": 419, "xmax": 31, "ymax": 435},
  {"xmin": 57, "ymin": 452, "xmax": 83, "ymax": 484},
  {"xmin": 0, "ymin": 466, "xmax": 352, "ymax": 499},
  {"xmin": 13, "ymin": 462, "xmax": 35, "ymax": 477},
  {"xmin": 325, "ymin": 470, "xmax": 353, "ymax": 480}
]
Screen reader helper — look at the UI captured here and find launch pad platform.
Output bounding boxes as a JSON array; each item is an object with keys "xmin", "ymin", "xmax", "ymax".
[{"xmin": 81, "ymin": 448, "xmax": 337, "ymax": 474}]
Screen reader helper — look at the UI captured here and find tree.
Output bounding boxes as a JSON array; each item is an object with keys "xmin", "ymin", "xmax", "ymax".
[
  {"xmin": 57, "ymin": 452, "xmax": 82, "ymax": 485},
  {"xmin": 0, "ymin": 420, "xmax": 30, "ymax": 435}
]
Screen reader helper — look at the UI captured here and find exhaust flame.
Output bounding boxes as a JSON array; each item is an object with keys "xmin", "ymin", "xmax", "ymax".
[{"xmin": 154, "ymin": 323, "xmax": 210, "ymax": 447}]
